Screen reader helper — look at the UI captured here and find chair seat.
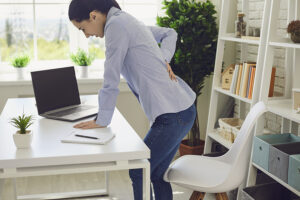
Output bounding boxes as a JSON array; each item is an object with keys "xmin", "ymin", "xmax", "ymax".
[{"xmin": 164, "ymin": 155, "xmax": 231, "ymax": 193}]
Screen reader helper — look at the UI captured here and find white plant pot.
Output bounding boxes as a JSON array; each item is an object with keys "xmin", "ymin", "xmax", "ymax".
[
  {"xmin": 13, "ymin": 130, "xmax": 33, "ymax": 148},
  {"xmin": 15, "ymin": 67, "xmax": 25, "ymax": 80},
  {"xmin": 79, "ymin": 66, "xmax": 88, "ymax": 78}
]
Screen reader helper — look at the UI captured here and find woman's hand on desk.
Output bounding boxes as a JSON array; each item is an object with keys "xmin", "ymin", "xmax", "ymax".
[{"xmin": 73, "ymin": 120, "xmax": 106, "ymax": 129}]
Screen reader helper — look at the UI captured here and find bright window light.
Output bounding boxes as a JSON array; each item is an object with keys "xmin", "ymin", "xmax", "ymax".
[{"xmin": 0, "ymin": 0, "xmax": 163, "ymax": 66}]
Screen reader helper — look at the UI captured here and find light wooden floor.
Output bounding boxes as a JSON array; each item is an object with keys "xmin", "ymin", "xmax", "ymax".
[{"xmin": 0, "ymin": 170, "xmax": 219, "ymax": 200}]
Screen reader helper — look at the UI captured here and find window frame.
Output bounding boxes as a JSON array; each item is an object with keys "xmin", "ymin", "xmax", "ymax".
[{"xmin": 0, "ymin": 0, "xmax": 163, "ymax": 68}]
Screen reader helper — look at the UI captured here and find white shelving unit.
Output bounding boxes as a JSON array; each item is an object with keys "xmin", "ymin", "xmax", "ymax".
[
  {"xmin": 220, "ymin": 33, "xmax": 261, "ymax": 45},
  {"xmin": 214, "ymin": 87, "xmax": 252, "ymax": 104},
  {"xmin": 207, "ymin": 130, "xmax": 233, "ymax": 149},
  {"xmin": 203, "ymin": 0, "xmax": 300, "ymax": 198},
  {"xmin": 246, "ymin": 0, "xmax": 300, "ymax": 197},
  {"xmin": 204, "ymin": 0, "xmax": 271, "ymax": 154},
  {"xmin": 252, "ymin": 163, "xmax": 300, "ymax": 197},
  {"xmin": 205, "ymin": 0, "xmax": 300, "ymax": 197}
]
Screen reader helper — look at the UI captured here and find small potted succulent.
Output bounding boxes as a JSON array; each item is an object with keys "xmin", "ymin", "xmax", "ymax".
[
  {"xmin": 70, "ymin": 48, "xmax": 95, "ymax": 78},
  {"xmin": 287, "ymin": 20, "xmax": 300, "ymax": 43},
  {"xmin": 10, "ymin": 114, "xmax": 34, "ymax": 148},
  {"xmin": 11, "ymin": 54, "xmax": 30, "ymax": 80}
]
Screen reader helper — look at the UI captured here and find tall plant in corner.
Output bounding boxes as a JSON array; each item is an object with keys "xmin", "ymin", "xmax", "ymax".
[{"xmin": 157, "ymin": 0, "xmax": 217, "ymax": 147}]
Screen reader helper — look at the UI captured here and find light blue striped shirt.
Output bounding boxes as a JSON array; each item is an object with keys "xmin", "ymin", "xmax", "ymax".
[{"xmin": 95, "ymin": 7, "xmax": 196, "ymax": 126}]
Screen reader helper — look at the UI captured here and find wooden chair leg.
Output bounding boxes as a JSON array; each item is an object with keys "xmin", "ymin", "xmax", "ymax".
[
  {"xmin": 216, "ymin": 192, "xmax": 229, "ymax": 200},
  {"xmin": 216, "ymin": 193, "xmax": 223, "ymax": 200},
  {"xmin": 221, "ymin": 192, "xmax": 229, "ymax": 200},
  {"xmin": 190, "ymin": 191, "xmax": 206, "ymax": 200}
]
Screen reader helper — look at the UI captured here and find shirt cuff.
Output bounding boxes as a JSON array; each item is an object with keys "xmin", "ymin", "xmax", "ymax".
[
  {"xmin": 95, "ymin": 109, "xmax": 115, "ymax": 127},
  {"xmin": 161, "ymin": 48, "xmax": 172, "ymax": 63}
]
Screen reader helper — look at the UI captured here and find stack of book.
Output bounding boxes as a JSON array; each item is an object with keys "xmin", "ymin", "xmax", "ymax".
[{"xmin": 229, "ymin": 62, "xmax": 276, "ymax": 99}]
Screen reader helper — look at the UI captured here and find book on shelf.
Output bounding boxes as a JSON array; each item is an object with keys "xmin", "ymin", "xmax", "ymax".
[
  {"xmin": 246, "ymin": 65, "xmax": 253, "ymax": 98},
  {"xmin": 235, "ymin": 63, "xmax": 243, "ymax": 95},
  {"xmin": 229, "ymin": 63, "xmax": 276, "ymax": 99},
  {"xmin": 268, "ymin": 67, "xmax": 276, "ymax": 97},
  {"xmin": 241, "ymin": 63, "xmax": 255, "ymax": 98},
  {"xmin": 224, "ymin": 62, "xmax": 276, "ymax": 99},
  {"xmin": 230, "ymin": 64, "xmax": 239, "ymax": 93},
  {"xmin": 248, "ymin": 66, "xmax": 256, "ymax": 99}
]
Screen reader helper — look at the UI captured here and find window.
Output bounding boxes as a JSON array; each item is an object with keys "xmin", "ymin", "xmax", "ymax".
[
  {"xmin": 35, "ymin": 4, "xmax": 70, "ymax": 60},
  {"xmin": 0, "ymin": 0, "xmax": 163, "ymax": 64},
  {"xmin": 0, "ymin": 3, "xmax": 34, "ymax": 62}
]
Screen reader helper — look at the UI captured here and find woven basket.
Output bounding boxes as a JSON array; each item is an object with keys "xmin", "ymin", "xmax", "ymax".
[{"xmin": 218, "ymin": 118, "xmax": 244, "ymax": 143}]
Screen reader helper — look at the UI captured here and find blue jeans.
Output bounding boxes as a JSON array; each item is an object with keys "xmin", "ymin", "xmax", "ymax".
[{"xmin": 129, "ymin": 104, "xmax": 196, "ymax": 200}]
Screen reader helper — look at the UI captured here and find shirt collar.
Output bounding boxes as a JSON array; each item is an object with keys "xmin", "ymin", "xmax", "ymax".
[
  {"xmin": 104, "ymin": 7, "xmax": 120, "ymax": 35},
  {"xmin": 106, "ymin": 7, "xmax": 120, "ymax": 24}
]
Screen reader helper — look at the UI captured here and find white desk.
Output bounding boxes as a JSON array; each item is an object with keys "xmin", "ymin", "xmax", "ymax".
[{"xmin": 0, "ymin": 96, "xmax": 150, "ymax": 200}]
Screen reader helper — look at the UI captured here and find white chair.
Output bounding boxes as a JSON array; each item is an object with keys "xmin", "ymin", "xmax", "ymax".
[{"xmin": 163, "ymin": 101, "xmax": 267, "ymax": 200}]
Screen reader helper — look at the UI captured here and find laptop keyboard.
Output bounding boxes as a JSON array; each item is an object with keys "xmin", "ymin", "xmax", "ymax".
[{"xmin": 49, "ymin": 106, "xmax": 93, "ymax": 117}]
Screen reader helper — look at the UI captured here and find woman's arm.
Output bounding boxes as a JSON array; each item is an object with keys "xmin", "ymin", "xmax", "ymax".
[
  {"xmin": 148, "ymin": 26, "xmax": 178, "ymax": 81},
  {"xmin": 94, "ymin": 21, "xmax": 130, "ymax": 127},
  {"xmin": 148, "ymin": 26, "xmax": 178, "ymax": 63}
]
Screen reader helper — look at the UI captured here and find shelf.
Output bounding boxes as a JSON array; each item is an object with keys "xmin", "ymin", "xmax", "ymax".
[
  {"xmin": 252, "ymin": 163, "xmax": 300, "ymax": 197},
  {"xmin": 219, "ymin": 33, "xmax": 260, "ymax": 45},
  {"xmin": 214, "ymin": 87, "xmax": 252, "ymax": 104},
  {"xmin": 207, "ymin": 130, "xmax": 233, "ymax": 149},
  {"xmin": 269, "ymin": 38, "xmax": 300, "ymax": 49},
  {"xmin": 267, "ymin": 99, "xmax": 300, "ymax": 124}
]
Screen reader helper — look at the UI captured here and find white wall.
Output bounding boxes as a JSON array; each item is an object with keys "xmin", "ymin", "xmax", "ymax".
[{"xmin": 116, "ymin": 92, "xmax": 149, "ymax": 139}]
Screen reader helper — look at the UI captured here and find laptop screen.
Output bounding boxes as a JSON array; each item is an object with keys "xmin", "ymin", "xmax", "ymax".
[{"xmin": 31, "ymin": 66, "xmax": 81, "ymax": 115}]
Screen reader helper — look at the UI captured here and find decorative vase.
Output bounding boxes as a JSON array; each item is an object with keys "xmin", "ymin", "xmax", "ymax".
[
  {"xmin": 79, "ymin": 66, "xmax": 88, "ymax": 78},
  {"xmin": 16, "ymin": 68, "xmax": 25, "ymax": 80},
  {"xmin": 235, "ymin": 12, "xmax": 247, "ymax": 38},
  {"xmin": 13, "ymin": 130, "xmax": 33, "ymax": 148},
  {"xmin": 179, "ymin": 139, "xmax": 205, "ymax": 156},
  {"xmin": 291, "ymin": 31, "xmax": 300, "ymax": 43}
]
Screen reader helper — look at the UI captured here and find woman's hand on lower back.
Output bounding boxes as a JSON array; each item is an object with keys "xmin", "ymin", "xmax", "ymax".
[{"xmin": 166, "ymin": 62, "xmax": 177, "ymax": 82}]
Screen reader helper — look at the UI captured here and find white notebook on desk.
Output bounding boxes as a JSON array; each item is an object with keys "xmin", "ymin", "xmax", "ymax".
[{"xmin": 61, "ymin": 128, "xmax": 115, "ymax": 145}]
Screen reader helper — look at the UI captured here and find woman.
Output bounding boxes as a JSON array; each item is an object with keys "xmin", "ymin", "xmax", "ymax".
[{"xmin": 69, "ymin": 0, "xmax": 196, "ymax": 199}]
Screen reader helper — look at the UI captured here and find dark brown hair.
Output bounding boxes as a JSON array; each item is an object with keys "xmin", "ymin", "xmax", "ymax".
[{"xmin": 69, "ymin": 0, "xmax": 121, "ymax": 22}]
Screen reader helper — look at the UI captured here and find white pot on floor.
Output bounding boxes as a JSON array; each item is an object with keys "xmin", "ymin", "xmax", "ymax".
[{"xmin": 13, "ymin": 130, "xmax": 33, "ymax": 148}]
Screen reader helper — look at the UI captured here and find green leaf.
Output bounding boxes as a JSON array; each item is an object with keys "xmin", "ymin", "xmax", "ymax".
[
  {"xmin": 11, "ymin": 54, "xmax": 30, "ymax": 68},
  {"xmin": 70, "ymin": 48, "xmax": 95, "ymax": 66},
  {"xmin": 10, "ymin": 114, "xmax": 34, "ymax": 134}
]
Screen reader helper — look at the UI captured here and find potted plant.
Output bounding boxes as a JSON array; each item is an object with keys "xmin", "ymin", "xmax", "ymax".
[
  {"xmin": 10, "ymin": 114, "xmax": 34, "ymax": 148},
  {"xmin": 287, "ymin": 20, "xmax": 300, "ymax": 43},
  {"xmin": 11, "ymin": 54, "xmax": 30, "ymax": 80},
  {"xmin": 157, "ymin": 0, "xmax": 218, "ymax": 155},
  {"xmin": 70, "ymin": 48, "xmax": 95, "ymax": 78}
]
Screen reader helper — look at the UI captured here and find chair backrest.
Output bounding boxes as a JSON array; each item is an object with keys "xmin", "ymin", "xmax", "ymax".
[{"xmin": 218, "ymin": 101, "xmax": 267, "ymax": 185}]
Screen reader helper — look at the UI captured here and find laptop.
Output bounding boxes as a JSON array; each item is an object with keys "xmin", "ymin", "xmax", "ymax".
[{"xmin": 31, "ymin": 66, "xmax": 98, "ymax": 122}]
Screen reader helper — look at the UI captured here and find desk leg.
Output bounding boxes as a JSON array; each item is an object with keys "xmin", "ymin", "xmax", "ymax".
[
  {"xmin": 12, "ymin": 178, "xmax": 17, "ymax": 200},
  {"xmin": 105, "ymin": 171, "xmax": 110, "ymax": 194},
  {"xmin": 0, "ymin": 179, "xmax": 4, "ymax": 200},
  {"xmin": 143, "ymin": 162, "xmax": 150, "ymax": 200}
]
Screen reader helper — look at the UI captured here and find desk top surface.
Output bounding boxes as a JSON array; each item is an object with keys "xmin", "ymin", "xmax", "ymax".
[{"xmin": 0, "ymin": 96, "xmax": 150, "ymax": 168}]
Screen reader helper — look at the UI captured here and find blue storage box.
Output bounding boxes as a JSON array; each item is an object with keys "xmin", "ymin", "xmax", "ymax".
[
  {"xmin": 252, "ymin": 133, "xmax": 300, "ymax": 171},
  {"xmin": 288, "ymin": 154, "xmax": 300, "ymax": 191}
]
